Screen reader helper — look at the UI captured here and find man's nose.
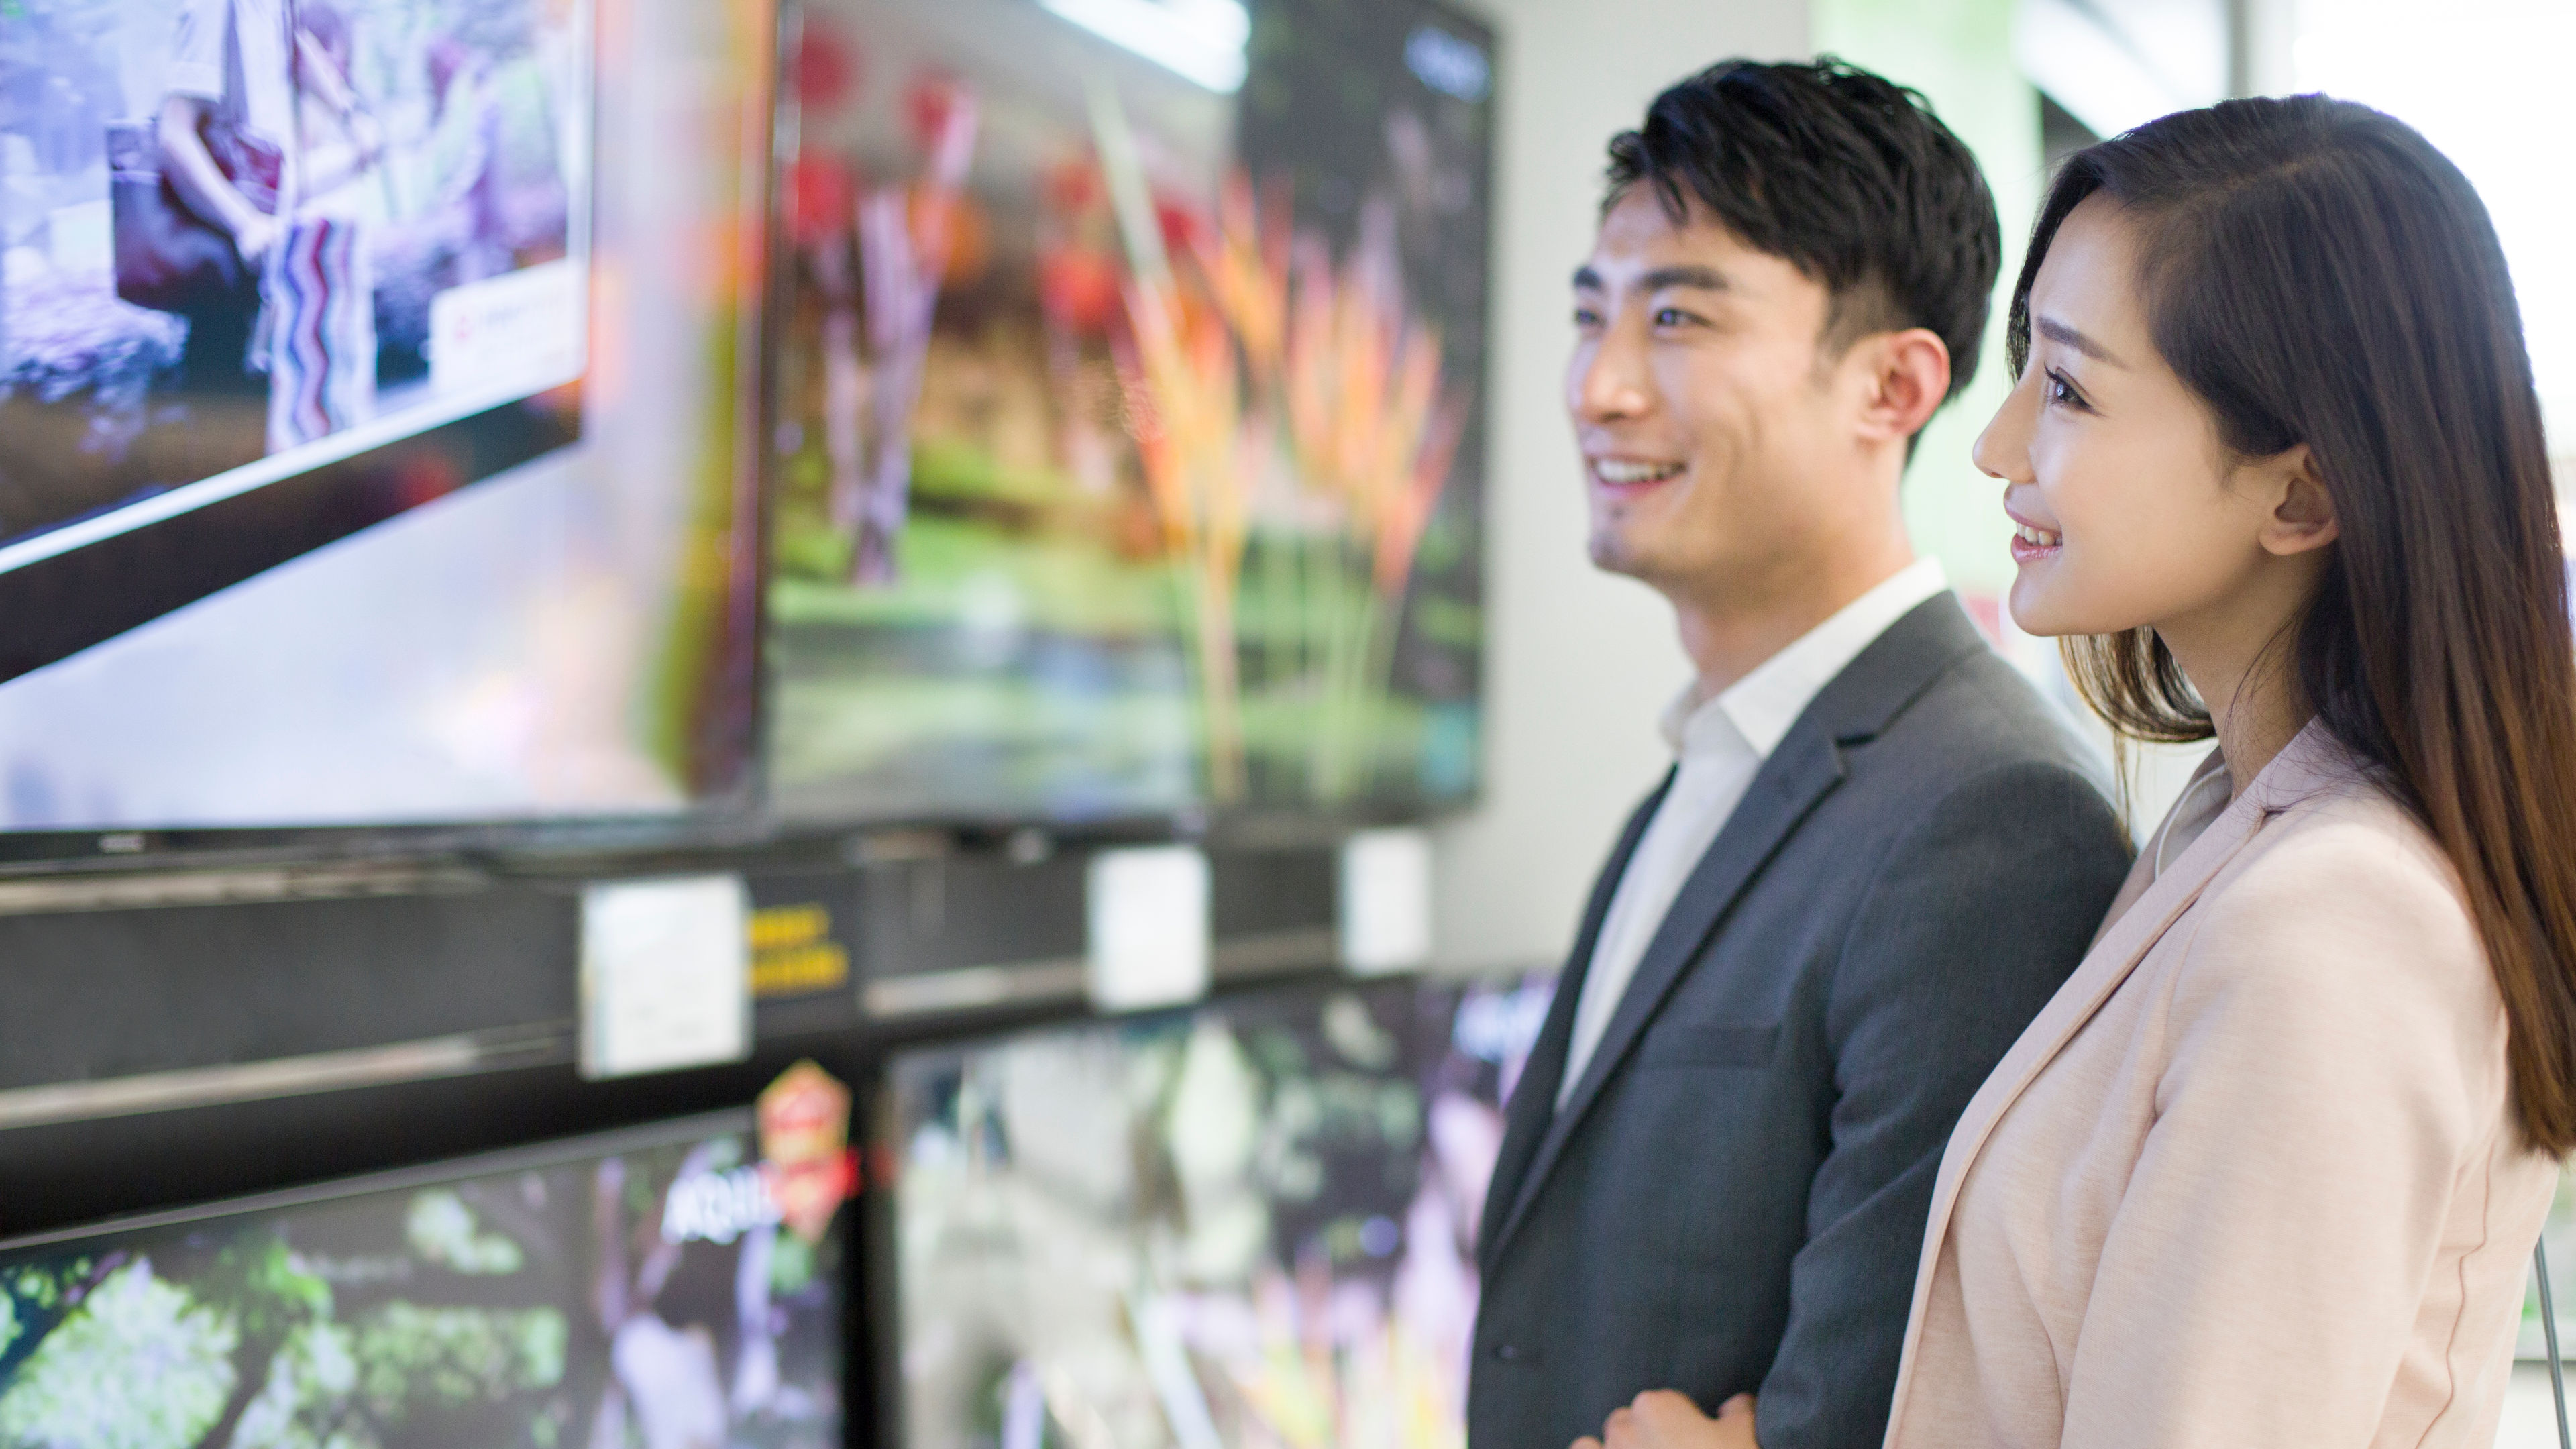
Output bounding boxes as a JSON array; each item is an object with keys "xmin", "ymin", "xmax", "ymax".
[{"xmin": 1572, "ymin": 323, "xmax": 1653, "ymax": 423}]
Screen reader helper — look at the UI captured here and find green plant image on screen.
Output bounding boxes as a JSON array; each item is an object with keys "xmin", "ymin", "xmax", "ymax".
[
  {"xmin": 0, "ymin": 1124, "xmax": 844, "ymax": 1449},
  {"xmin": 766, "ymin": 0, "xmax": 1492, "ymax": 826},
  {"xmin": 886, "ymin": 975, "xmax": 1552, "ymax": 1449}
]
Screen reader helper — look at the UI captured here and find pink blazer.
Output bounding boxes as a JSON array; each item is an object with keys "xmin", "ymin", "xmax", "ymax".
[{"xmin": 1883, "ymin": 723, "xmax": 2560, "ymax": 1448}]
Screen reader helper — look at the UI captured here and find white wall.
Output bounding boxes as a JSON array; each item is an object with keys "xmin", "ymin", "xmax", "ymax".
[{"xmin": 1430, "ymin": 0, "xmax": 1815, "ymax": 975}]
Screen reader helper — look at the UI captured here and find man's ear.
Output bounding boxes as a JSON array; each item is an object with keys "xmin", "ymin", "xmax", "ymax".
[
  {"xmin": 2255, "ymin": 444, "xmax": 2339, "ymax": 557},
  {"xmin": 1851, "ymin": 327, "xmax": 1951, "ymax": 447}
]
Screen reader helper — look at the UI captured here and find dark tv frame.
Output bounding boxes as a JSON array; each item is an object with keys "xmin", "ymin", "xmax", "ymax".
[
  {"xmin": 0, "ymin": 1107, "xmax": 758, "ymax": 1256},
  {"xmin": 0, "ymin": 0, "xmax": 789, "ymax": 879}
]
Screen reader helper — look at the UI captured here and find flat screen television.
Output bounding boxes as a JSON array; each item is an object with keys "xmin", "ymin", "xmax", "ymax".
[
  {"xmin": 0, "ymin": 1111, "xmax": 847, "ymax": 1448},
  {"xmin": 765, "ymin": 0, "xmax": 1493, "ymax": 830},
  {"xmin": 880, "ymin": 973, "xmax": 1552, "ymax": 1448},
  {"xmin": 0, "ymin": 0, "xmax": 774, "ymax": 865}
]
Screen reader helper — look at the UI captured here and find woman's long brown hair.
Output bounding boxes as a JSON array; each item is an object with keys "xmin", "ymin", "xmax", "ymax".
[{"xmin": 2013, "ymin": 96, "xmax": 2576, "ymax": 1152}]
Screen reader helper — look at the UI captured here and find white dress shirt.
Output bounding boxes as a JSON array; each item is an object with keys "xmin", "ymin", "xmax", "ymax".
[{"xmin": 1558, "ymin": 558, "xmax": 1951, "ymax": 1106}]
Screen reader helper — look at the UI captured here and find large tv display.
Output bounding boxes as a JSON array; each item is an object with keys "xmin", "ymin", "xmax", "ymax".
[
  {"xmin": 0, "ymin": 1112, "xmax": 845, "ymax": 1448},
  {"xmin": 765, "ymin": 0, "xmax": 1493, "ymax": 828},
  {"xmin": 0, "ymin": 0, "xmax": 772, "ymax": 856},
  {"xmin": 882, "ymin": 973, "xmax": 1552, "ymax": 1448}
]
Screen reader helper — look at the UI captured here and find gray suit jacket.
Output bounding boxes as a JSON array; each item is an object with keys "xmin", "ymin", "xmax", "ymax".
[{"xmin": 1466, "ymin": 594, "xmax": 2131, "ymax": 1449}]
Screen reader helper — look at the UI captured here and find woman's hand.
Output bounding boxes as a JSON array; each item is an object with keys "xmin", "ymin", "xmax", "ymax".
[{"xmin": 1572, "ymin": 1391, "xmax": 1757, "ymax": 1449}]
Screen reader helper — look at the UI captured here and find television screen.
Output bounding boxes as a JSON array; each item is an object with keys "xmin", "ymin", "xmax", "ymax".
[
  {"xmin": 0, "ymin": 1112, "xmax": 845, "ymax": 1448},
  {"xmin": 765, "ymin": 0, "xmax": 1493, "ymax": 828},
  {"xmin": 883, "ymin": 973, "xmax": 1552, "ymax": 1448},
  {"xmin": 0, "ymin": 0, "xmax": 771, "ymax": 851}
]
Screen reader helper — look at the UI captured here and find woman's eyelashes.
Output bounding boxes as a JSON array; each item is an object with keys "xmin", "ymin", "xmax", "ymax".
[{"xmin": 2042, "ymin": 367, "xmax": 2094, "ymax": 412}]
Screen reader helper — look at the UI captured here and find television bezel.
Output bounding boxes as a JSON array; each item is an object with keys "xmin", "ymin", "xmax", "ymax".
[{"xmin": 0, "ymin": 1107, "xmax": 756, "ymax": 1257}]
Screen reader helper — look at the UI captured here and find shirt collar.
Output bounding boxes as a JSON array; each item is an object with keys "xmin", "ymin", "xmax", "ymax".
[{"xmin": 1658, "ymin": 557, "xmax": 1951, "ymax": 761}]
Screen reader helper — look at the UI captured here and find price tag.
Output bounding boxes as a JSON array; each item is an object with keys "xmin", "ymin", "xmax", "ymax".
[
  {"xmin": 1340, "ymin": 828, "xmax": 1433, "ymax": 975},
  {"xmin": 1086, "ymin": 846, "xmax": 1210, "ymax": 1012},
  {"xmin": 580, "ymin": 875, "xmax": 752, "ymax": 1079}
]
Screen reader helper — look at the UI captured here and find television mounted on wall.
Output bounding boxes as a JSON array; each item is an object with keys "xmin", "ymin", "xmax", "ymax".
[
  {"xmin": 763, "ymin": 0, "xmax": 1495, "ymax": 834},
  {"xmin": 0, "ymin": 0, "xmax": 778, "ymax": 869}
]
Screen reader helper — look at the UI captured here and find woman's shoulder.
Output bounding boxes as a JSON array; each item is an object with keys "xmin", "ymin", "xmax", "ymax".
[
  {"xmin": 2241, "ymin": 766, "xmax": 2453, "ymax": 887},
  {"xmin": 2178, "ymin": 772, "xmax": 2502, "ymax": 1058}
]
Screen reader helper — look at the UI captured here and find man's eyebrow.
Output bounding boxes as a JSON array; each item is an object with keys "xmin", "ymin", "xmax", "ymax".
[
  {"xmin": 2035, "ymin": 315, "xmax": 2124, "ymax": 366},
  {"xmin": 1641, "ymin": 264, "xmax": 1728, "ymax": 292},
  {"xmin": 1568, "ymin": 264, "xmax": 1731, "ymax": 292}
]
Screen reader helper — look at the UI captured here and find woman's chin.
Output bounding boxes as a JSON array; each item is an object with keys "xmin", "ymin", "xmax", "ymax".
[{"xmin": 2005, "ymin": 582, "xmax": 2080, "ymax": 640}]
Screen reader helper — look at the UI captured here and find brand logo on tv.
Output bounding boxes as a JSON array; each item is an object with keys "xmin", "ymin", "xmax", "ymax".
[{"xmin": 661, "ymin": 1165, "xmax": 784, "ymax": 1245}]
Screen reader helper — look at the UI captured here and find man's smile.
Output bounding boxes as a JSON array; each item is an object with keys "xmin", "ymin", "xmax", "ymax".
[{"xmin": 1588, "ymin": 455, "xmax": 1689, "ymax": 495}]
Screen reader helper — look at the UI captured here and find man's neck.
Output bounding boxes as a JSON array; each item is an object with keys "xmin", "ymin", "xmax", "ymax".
[{"xmin": 1668, "ymin": 538, "xmax": 1921, "ymax": 699}]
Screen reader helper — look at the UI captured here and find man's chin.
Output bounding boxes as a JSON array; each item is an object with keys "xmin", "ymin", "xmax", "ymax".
[{"xmin": 1587, "ymin": 527, "xmax": 1664, "ymax": 582}]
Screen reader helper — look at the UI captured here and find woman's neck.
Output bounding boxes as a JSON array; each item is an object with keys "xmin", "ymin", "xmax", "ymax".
[{"xmin": 2161, "ymin": 621, "xmax": 2310, "ymax": 797}]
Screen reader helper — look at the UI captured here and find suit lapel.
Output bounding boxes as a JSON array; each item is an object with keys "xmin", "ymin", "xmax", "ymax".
[
  {"xmin": 1483, "ymin": 729, "xmax": 1847, "ymax": 1267},
  {"xmin": 1479, "ymin": 592, "xmax": 1989, "ymax": 1273},
  {"xmin": 1477, "ymin": 773, "xmax": 1670, "ymax": 1273}
]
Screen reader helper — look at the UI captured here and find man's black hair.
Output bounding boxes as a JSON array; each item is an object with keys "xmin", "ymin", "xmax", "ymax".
[{"xmin": 1605, "ymin": 56, "xmax": 2002, "ymax": 410}]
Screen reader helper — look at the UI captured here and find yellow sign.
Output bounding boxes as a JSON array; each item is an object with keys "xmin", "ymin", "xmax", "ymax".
[{"xmin": 747, "ymin": 903, "xmax": 851, "ymax": 999}]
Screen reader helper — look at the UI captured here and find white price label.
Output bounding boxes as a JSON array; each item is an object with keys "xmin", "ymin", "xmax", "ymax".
[
  {"xmin": 579, "ymin": 875, "xmax": 751, "ymax": 1079},
  {"xmin": 1340, "ymin": 828, "xmax": 1433, "ymax": 975},
  {"xmin": 1086, "ymin": 846, "xmax": 1211, "ymax": 1012}
]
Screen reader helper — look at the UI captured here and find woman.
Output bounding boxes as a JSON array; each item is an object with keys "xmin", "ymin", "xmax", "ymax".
[
  {"xmin": 1578, "ymin": 94, "xmax": 2576, "ymax": 1449},
  {"xmin": 1882, "ymin": 95, "xmax": 2576, "ymax": 1446}
]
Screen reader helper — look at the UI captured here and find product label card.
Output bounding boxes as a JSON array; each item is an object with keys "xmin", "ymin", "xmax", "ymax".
[
  {"xmin": 1341, "ymin": 826, "xmax": 1434, "ymax": 974},
  {"xmin": 580, "ymin": 875, "xmax": 753, "ymax": 1079},
  {"xmin": 1086, "ymin": 845, "xmax": 1211, "ymax": 1012}
]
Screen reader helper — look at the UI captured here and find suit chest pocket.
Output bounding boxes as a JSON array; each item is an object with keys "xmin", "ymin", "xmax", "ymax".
[{"xmin": 1634, "ymin": 1022, "xmax": 1780, "ymax": 1069}]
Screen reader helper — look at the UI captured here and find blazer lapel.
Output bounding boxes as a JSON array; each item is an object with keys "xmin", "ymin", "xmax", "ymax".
[
  {"xmin": 1882, "ymin": 771, "xmax": 2272, "ymax": 1440},
  {"xmin": 1477, "ymin": 773, "xmax": 1670, "ymax": 1273},
  {"xmin": 1921, "ymin": 777, "xmax": 2265, "ymax": 1233},
  {"xmin": 1483, "ymin": 726, "xmax": 1848, "ymax": 1267}
]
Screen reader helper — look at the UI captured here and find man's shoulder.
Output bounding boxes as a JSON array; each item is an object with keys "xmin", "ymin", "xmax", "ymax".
[{"xmin": 1860, "ymin": 642, "xmax": 2104, "ymax": 792}]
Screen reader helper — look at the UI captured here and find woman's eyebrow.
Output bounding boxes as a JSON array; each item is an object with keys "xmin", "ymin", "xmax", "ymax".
[{"xmin": 2035, "ymin": 315, "xmax": 2125, "ymax": 367}]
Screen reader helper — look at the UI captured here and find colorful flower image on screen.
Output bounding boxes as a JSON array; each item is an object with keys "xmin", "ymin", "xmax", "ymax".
[
  {"xmin": 0, "ymin": 1120, "xmax": 845, "ymax": 1449},
  {"xmin": 886, "ymin": 975, "xmax": 1551, "ymax": 1449},
  {"xmin": 766, "ymin": 0, "xmax": 1492, "ymax": 826}
]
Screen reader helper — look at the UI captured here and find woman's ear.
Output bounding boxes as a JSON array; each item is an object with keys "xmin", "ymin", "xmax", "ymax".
[{"xmin": 2256, "ymin": 444, "xmax": 2339, "ymax": 557}]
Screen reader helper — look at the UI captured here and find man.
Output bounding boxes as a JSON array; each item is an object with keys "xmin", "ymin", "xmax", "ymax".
[
  {"xmin": 158, "ymin": 0, "xmax": 301, "ymax": 402},
  {"xmin": 1466, "ymin": 60, "xmax": 2131, "ymax": 1449},
  {"xmin": 159, "ymin": 0, "xmax": 380, "ymax": 445}
]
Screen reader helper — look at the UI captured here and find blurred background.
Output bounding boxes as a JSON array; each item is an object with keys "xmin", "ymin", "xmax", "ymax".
[{"xmin": 4, "ymin": 0, "xmax": 2575, "ymax": 1444}]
